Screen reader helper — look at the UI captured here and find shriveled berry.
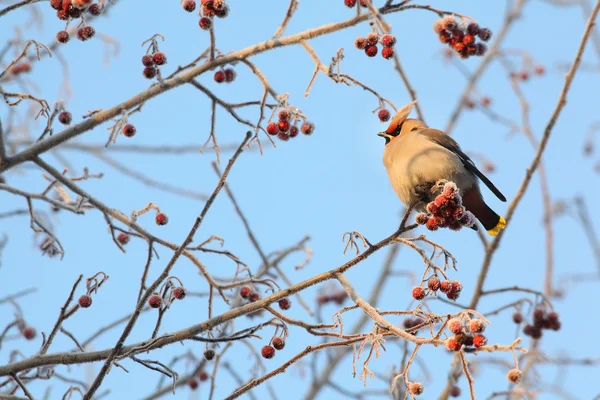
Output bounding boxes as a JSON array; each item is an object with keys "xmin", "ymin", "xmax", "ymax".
[
  {"xmin": 204, "ymin": 349, "xmax": 215, "ymax": 361},
  {"xmin": 408, "ymin": 382, "xmax": 423, "ymax": 395},
  {"xmin": 448, "ymin": 318, "xmax": 463, "ymax": 334},
  {"xmin": 266, "ymin": 122, "xmax": 278, "ymax": 136},
  {"xmin": 188, "ymin": 378, "xmax": 198, "ymax": 390},
  {"xmin": 278, "ymin": 298, "xmax": 291, "ymax": 310},
  {"xmin": 415, "ymin": 213, "xmax": 428, "ymax": 225},
  {"xmin": 445, "ymin": 336, "xmax": 461, "ymax": 351},
  {"xmin": 122, "ymin": 124, "xmax": 136, "ymax": 137},
  {"xmin": 143, "ymin": 67, "xmax": 158, "ymax": 79},
  {"xmin": 344, "ymin": 0, "xmax": 357, "ymax": 7},
  {"xmin": 366, "ymin": 32, "xmax": 379, "ymax": 45},
  {"xmin": 473, "ymin": 334, "xmax": 487, "ymax": 348},
  {"xmin": 412, "ymin": 286, "xmax": 426, "ymax": 300},
  {"xmin": 442, "ymin": 16, "xmax": 457, "ymax": 31},
  {"xmin": 467, "ymin": 23, "xmax": 480, "ymax": 35},
  {"xmin": 381, "ymin": 34, "xmax": 396, "ymax": 48},
  {"xmin": 278, "ymin": 120, "xmax": 290, "ymax": 132},
  {"xmin": 142, "ymin": 55, "xmax": 154, "ymax": 67},
  {"xmin": 240, "ymin": 286, "xmax": 252, "ymax": 298},
  {"xmin": 248, "ymin": 292, "xmax": 260, "ymax": 302},
  {"xmin": 365, "ymin": 45, "xmax": 378, "ymax": 57},
  {"xmin": 77, "ymin": 26, "xmax": 95, "ymax": 41},
  {"xmin": 506, "ymin": 368, "xmax": 522, "ymax": 383},
  {"xmin": 183, "ymin": 0, "xmax": 196, "ymax": 12},
  {"xmin": 23, "ymin": 327, "xmax": 36, "ymax": 340},
  {"xmin": 199, "ymin": 17, "xmax": 212, "ymax": 30},
  {"xmin": 354, "ymin": 36, "xmax": 367, "ymax": 50},
  {"xmin": 381, "ymin": 47, "xmax": 394, "ymax": 59},
  {"xmin": 148, "ymin": 293, "xmax": 162, "ymax": 308},
  {"xmin": 152, "ymin": 52, "xmax": 167, "ymax": 66},
  {"xmin": 469, "ymin": 319, "xmax": 485, "ymax": 333},
  {"xmin": 427, "ymin": 276, "xmax": 441, "ymax": 291},
  {"xmin": 289, "ymin": 126, "xmax": 299, "ymax": 138},
  {"xmin": 56, "ymin": 31, "xmax": 69, "ymax": 43},
  {"xmin": 301, "ymin": 122, "xmax": 314, "ymax": 135},
  {"xmin": 272, "ymin": 337, "xmax": 285, "ymax": 350},
  {"xmin": 58, "ymin": 111, "xmax": 72, "ymax": 125},
  {"xmin": 261, "ymin": 345, "xmax": 275, "ymax": 359},
  {"xmin": 378, "ymin": 109, "xmax": 391, "ymax": 122},
  {"xmin": 156, "ymin": 213, "xmax": 168, "ymax": 226},
  {"xmin": 88, "ymin": 3, "xmax": 102, "ymax": 15},
  {"xmin": 278, "ymin": 109, "xmax": 289, "ymax": 121},
  {"xmin": 78, "ymin": 295, "xmax": 92, "ymax": 308},
  {"xmin": 224, "ymin": 68, "xmax": 236, "ymax": 82},
  {"xmin": 214, "ymin": 70, "xmax": 225, "ymax": 83},
  {"xmin": 173, "ymin": 287, "xmax": 186, "ymax": 300},
  {"xmin": 478, "ymin": 28, "xmax": 492, "ymax": 41}
]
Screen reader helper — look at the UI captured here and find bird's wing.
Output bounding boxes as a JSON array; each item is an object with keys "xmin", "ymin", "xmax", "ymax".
[{"xmin": 417, "ymin": 128, "xmax": 507, "ymax": 202}]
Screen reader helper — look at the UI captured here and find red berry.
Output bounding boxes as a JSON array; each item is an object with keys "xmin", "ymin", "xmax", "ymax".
[
  {"xmin": 506, "ymin": 369, "xmax": 522, "ymax": 383},
  {"xmin": 440, "ymin": 280, "xmax": 452, "ymax": 293},
  {"xmin": 117, "ymin": 232, "xmax": 130, "ymax": 245},
  {"xmin": 453, "ymin": 42, "xmax": 466, "ymax": 54},
  {"xmin": 50, "ymin": 0, "xmax": 62, "ymax": 10},
  {"xmin": 278, "ymin": 120, "xmax": 290, "ymax": 132},
  {"xmin": 446, "ymin": 290, "xmax": 460, "ymax": 300},
  {"xmin": 449, "ymin": 280, "xmax": 463, "ymax": 293},
  {"xmin": 183, "ymin": 0, "xmax": 196, "ymax": 12},
  {"xmin": 204, "ymin": 349, "xmax": 215, "ymax": 360},
  {"xmin": 381, "ymin": 34, "xmax": 396, "ymax": 48},
  {"xmin": 408, "ymin": 382, "xmax": 423, "ymax": 395},
  {"xmin": 439, "ymin": 31, "xmax": 451, "ymax": 44},
  {"xmin": 214, "ymin": 70, "xmax": 225, "ymax": 83},
  {"xmin": 262, "ymin": 345, "xmax": 275, "ymax": 359},
  {"xmin": 266, "ymin": 122, "xmax": 278, "ymax": 135},
  {"xmin": 366, "ymin": 32, "xmax": 379, "ymax": 45},
  {"xmin": 88, "ymin": 3, "xmax": 102, "ymax": 15},
  {"xmin": 445, "ymin": 337, "xmax": 461, "ymax": 351},
  {"xmin": 56, "ymin": 31, "xmax": 69, "ymax": 43},
  {"xmin": 58, "ymin": 111, "xmax": 72, "ymax": 125},
  {"xmin": 277, "ymin": 132, "xmax": 290, "ymax": 141},
  {"xmin": 415, "ymin": 213, "xmax": 429, "ymax": 225},
  {"xmin": 462, "ymin": 33, "xmax": 475, "ymax": 45},
  {"xmin": 547, "ymin": 311, "xmax": 559, "ymax": 321},
  {"xmin": 224, "ymin": 68, "xmax": 236, "ymax": 82},
  {"xmin": 78, "ymin": 295, "xmax": 92, "ymax": 308},
  {"xmin": 57, "ymin": 9, "xmax": 68, "ymax": 20},
  {"xmin": 272, "ymin": 337, "xmax": 285, "ymax": 350},
  {"xmin": 173, "ymin": 287, "xmax": 186, "ymax": 300},
  {"xmin": 450, "ymin": 386, "xmax": 461, "ymax": 397},
  {"xmin": 77, "ymin": 26, "xmax": 95, "ymax": 41},
  {"xmin": 354, "ymin": 36, "xmax": 367, "ymax": 50},
  {"xmin": 378, "ymin": 109, "xmax": 391, "ymax": 122},
  {"xmin": 278, "ymin": 298, "xmax": 291, "ymax": 310},
  {"xmin": 469, "ymin": 319, "xmax": 485, "ymax": 333},
  {"xmin": 359, "ymin": 0, "xmax": 368, "ymax": 6},
  {"xmin": 365, "ymin": 45, "xmax": 378, "ymax": 57},
  {"xmin": 199, "ymin": 16, "xmax": 212, "ymax": 30},
  {"xmin": 198, "ymin": 371, "xmax": 208, "ymax": 381},
  {"xmin": 122, "ymin": 124, "xmax": 136, "ymax": 137},
  {"xmin": 533, "ymin": 308, "xmax": 545, "ymax": 323},
  {"xmin": 156, "ymin": 213, "xmax": 168, "ymax": 226},
  {"xmin": 300, "ymin": 122, "xmax": 314, "ymax": 135},
  {"xmin": 289, "ymin": 126, "xmax": 299, "ymax": 138},
  {"xmin": 381, "ymin": 47, "xmax": 394, "ymax": 59},
  {"xmin": 23, "ymin": 327, "xmax": 36, "ymax": 340},
  {"xmin": 142, "ymin": 54, "xmax": 154, "ymax": 66},
  {"xmin": 278, "ymin": 109, "xmax": 290, "ymax": 121},
  {"xmin": 188, "ymin": 378, "xmax": 198, "ymax": 390},
  {"xmin": 240, "ymin": 286, "xmax": 252, "ymax": 298},
  {"xmin": 472, "ymin": 334, "xmax": 487, "ymax": 348},
  {"xmin": 412, "ymin": 286, "xmax": 426, "ymax": 300},
  {"xmin": 152, "ymin": 52, "xmax": 167, "ymax": 66},
  {"xmin": 344, "ymin": 0, "xmax": 357, "ymax": 7},
  {"xmin": 478, "ymin": 28, "xmax": 492, "ymax": 41},
  {"xmin": 148, "ymin": 293, "xmax": 162, "ymax": 308},
  {"xmin": 248, "ymin": 292, "xmax": 260, "ymax": 302},
  {"xmin": 143, "ymin": 66, "xmax": 158, "ymax": 79},
  {"xmin": 425, "ymin": 218, "xmax": 438, "ymax": 231},
  {"xmin": 427, "ymin": 276, "xmax": 441, "ymax": 291},
  {"xmin": 448, "ymin": 318, "xmax": 463, "ymax": 334}
]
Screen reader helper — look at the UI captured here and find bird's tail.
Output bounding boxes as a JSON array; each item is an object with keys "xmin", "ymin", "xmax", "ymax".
[{"xmin": 462, "ymin": 188, "xmax": 506, "ymax": 236}]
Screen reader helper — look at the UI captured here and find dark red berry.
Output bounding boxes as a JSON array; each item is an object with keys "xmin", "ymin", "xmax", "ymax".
[
  {"xmin": 215, "ymin": 4, "xmax": 229, "ymax": 18},
  {"xmin": 199, "ymin": 16, "xmax": 212, "ymax": 30},
  {"xmin": 173, "ymin": 287, "xmax": 186, "ymax": 300},
  {"xmin": 381, "ymin": 34, "xmax": 396, "ymax": 48},
  {"xmin": 289, "ymin": 126, "xmax": 299, "ymax": 138},
  {"xmin": 188, "ymin": 378, "xmax": 198, "ymax": 390},
  {"xmin": 277, "ymin": 132, "xmax": 290, "ymax": 141},
  {"xmin": 439, "ymin": 31, "xmax": 451, "ymax": 44},
  {"xmin": 278, "ymin": 109, "xmax": 289, "ymax": 121},
  {"xmin": 365, "ymin": 45, "xmax": 378, "ymax": 57},
  {"xmin": 117, "ymin": 232, "xmax": 130, "ymax": 245},
  {"xmin": 143, "ymin": 67, "xmax": 158, "ymax": 79},
  {"xmin": 77, "ymin": 26, "xmax": 95, "ymax": 41},
  {"xmin": 272, "ymin": 337, "xmax": 285, "ymax": 350},
  {"xmin": 450, "ymin": 386, "xmax": 461, "ymax": 397},
  {"xmin": 50, "ymin": 0, "xmax": 62, "ymax": 10},
  {"xmin": 214, "ymin": 70, "xmax": 225, "ymax": 83},
  {"xmin": 224, "ymin": 68, "xmax": 236, "ymax": 82},
  {"xmin": 478, "ymin": 28, "xmax": 492, "ymax": 41},
  {"xmin": 248, "ymin": 292, "xmax": 260, "ymax": 302},
  {"xmin": 266, "ymin": 122, "xmax": 278, "ymax": 135},
  {"xmin": 204, "ymin": 349, "xmax": 215, "ymax": 361},
  {"xmin": 533, "ymin": 308, "xmax": 545, "ymax": 323},
  {"xmin": 278, "ymin": 120, "xmax": 290, "ymax": 132},
  {"xmin": 467, "ymin": 23, "xmax": 480, "ymax": 35},
  {"xmin": 183, "ymin": 0, "xmax": 196, "ymax": 12},
  {"xmin": 240, "ymin": 286, "xmax": 252, "ymax": 298},
  {"xmin": 23, "ymin": 327, "xmax": 36, "ymax": 340},
  {"xmin": 344, "ymin": 0, "xmax": 357, "ymax": 7},
  {"xmin": 301, "ymin": 122, "xmax": 314, "ymax": 135},
  {"xmin": 57, "ymin": 9, "xmax": 68, "ymax": 20},
  {"xmin": 155, "ymin": 213, "xmax": 168, "ymax": 226},
  {"xmin": 88, "ymin": 3, "xmax": 102, "ymax": 15},
  {"xmin": 152, "ymin": 52, "xmax": 167, "ymax": 66},
  {"xmin": 469, "ymin": 319, "xmax": 485, "ymax": 333},
  {"xmin": 278, "ymin": 298, "xmax": 291, "ymax": 310},
  {"xmin": 148, "ymin": 293, "xmax": 162, "ymax": 308},
  {"xmin": 78, "ymin": 295, "xmax": 92, "ymax": 308},
  {"xmin": 69, "ymin": 7, "xmax": 81, "ymax": 18},
  {"xmin": 412, "ymin": 286, "xmax": 426, "ymax": 300},
  {"xmin": 415, "ymin": 213, "xmax": 429, "ymax": 225},
  {"xmin": 142, "ymin": 55, "xmax": 154, "ymax": 67},
  {"xmin": 261, "ymin": 345, "xmax": 275, "ymax": 359},
  {"xmin": 56, "ymin": 31, "xmax": 69, "ymax": 43},
  {"xmin": 547, "ymin": 311, "xmax": 559, "ymax": 321},
  {"xmin": 445, "ymin": 337, "xmax": 461, "ymax": 351},
  {"xmin": 381, "ymin": 47, "xmax": 394, "ymax": 59},
  {"xmin": 58, "ymin": 111, "xmax": 72, "ymax": 125},
  {"xmin": 198, "ymin": 371, "xmax": 208, "ymax": 381}
]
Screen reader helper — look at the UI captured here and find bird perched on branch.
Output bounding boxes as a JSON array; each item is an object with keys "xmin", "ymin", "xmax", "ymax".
[{"xmin": 378, "ymin": 101, "xmax": 507, "ymax": 236}]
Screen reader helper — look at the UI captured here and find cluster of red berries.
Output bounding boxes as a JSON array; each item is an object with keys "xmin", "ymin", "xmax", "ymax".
[
  {"xmin": 266, "ymin": 109, "xmax": 315, "ymax": 142},
  {"xmin": 354, "ymin": 32, "xmax": 396, "ymax": 60},
  {"xmin": 142, "ymin": 51, "xmax": 167, "ymax": 80},
  {"xmin": 195, "ymin": 0, "xmax": 229, "ymax": 30},
  {"xmin": 50, "ymin": 0, "xmax": 101, "ymax": 32},
  {"xmin": 415, "ymin": 182, "xmax": 475, "ymax": 232},
  {"xmin": 58, "ymin": 110, "xmax": 72, "ymax": 125},
  {"xmin": 444, "ymin": 317, "xmax": 488, "ymax": 352},
  {"xmin": 434, "ymin": 17, "xmax": 491, "ymax": 59},
  {"xmin": 156, "ymin": 212, "xmax": 168, "ymax": 226},
  {"xmin": 261, "ymin": 337, "xmax": 286, "ymax": 359},
  {"xmin": 511, "ymin": 65, "xmax": 545, "ymax": 82},
  {"xmin": 147, "ymin": 286, "xmax": 186, "ymax": 309},
  {"xmin": 9, "ymin": 63, "xmax": 31, "ymax": 76},
  {"xmin": 213, "ymin": 67, "xmax": 236, "ymax": 84},
  {"xmin": 343, "ymin": 0, "xmax": 369, "ymax": 7},
  {"xmin": 188, "ymin": 370, "xmax": 209, "ymax": 390},
  {"xmin": 316, "ymin": 290, "xmax": 347, "ymax": 306},
  {"xmin": 514, "ymin": 308, "xmax": 560, "ymax": 339},
  {"xmin": 239, "ymin": 286, "xmax": 292, "ymax": 311},
  {"xmin": 412, "ymin": 275, "xmax": 463, "ymax": 301}
]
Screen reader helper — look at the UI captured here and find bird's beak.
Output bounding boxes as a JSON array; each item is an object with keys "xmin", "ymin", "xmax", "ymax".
[{"xmin": 377, "ymin": 132, "xmax": 390, "ymax": 139}]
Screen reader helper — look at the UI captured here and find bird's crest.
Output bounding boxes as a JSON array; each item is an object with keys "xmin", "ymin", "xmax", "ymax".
[{"xmin": 385, "ymin": 100, "xmax": 417, "ymax": 134}]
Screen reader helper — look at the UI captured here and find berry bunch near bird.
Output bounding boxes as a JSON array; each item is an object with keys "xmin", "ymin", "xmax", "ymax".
[
  {"xmin": 354, "ymin": 32, "xmax": 397, "ymax": 60},
  {"xmin": 266, "ymin": 107, "xmax": 315, "ymax": 142},
  {"xmin": 197, "ymin": 0, "xmax": 229, "ymax": 30},
  {"xmin": 521, "ymin": 307, "xmax": 561, "ymax": 339},
  {"xmin": 433, "ymin": 16, "xmax": 491, "ymax": 59},
  {"xmin": 414, "ymin": 181, "xmax": 476, "ymax": 232},
  {"xmin": 444, "ymin": 316, "xmax": 489, "ymax": 352}
]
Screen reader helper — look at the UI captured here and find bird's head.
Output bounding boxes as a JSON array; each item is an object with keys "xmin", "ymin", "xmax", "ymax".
[{"xmin": 377, "ymin": 118, "xmax": 427, "ymax": 145}]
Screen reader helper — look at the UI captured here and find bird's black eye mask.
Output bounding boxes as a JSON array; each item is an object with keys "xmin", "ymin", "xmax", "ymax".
[{"xmin": 377, "ymin": 121, "xmax": 404, "ymax": 145}]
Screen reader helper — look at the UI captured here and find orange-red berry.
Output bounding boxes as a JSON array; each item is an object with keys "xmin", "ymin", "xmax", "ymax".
[
  {"xmin": 473, "ymin": 334, "xmax": 487, "ymax": 348},
  {"xmin": 408, "ymin": 382, "xmax": 424, "ymax": 395},
  {"xmin": 240, "ymin": 286, "xmax": 252, "ymax": 298},
  {"xmin": 427, "ymin": 276, "xmax": 441, "ymax": 291},
  {"xmin": 156, "ymin": 213, "xmax": 168, "ymax": 226},
  {"xmin": 77, "ymin": 26, "xmax": 95, "ymax": 41},
  {"xmin": 142, "ymin": 55, "xmax": 154, "ymax": 67},
  {"xmin": 183, "ymin": 0, "xmax": 196, "ymax": 12},
  {"xmin": 301, "ymin": 122, "xmax": 314, "ymax": 135},
  {"xmin": 261, "ymin": 345, "xmax": 275, "ymax": 359},
  {"xmin": 469, "ymin": 319, "xmax": 485, "ymax": 333},
  {"xmin": 153, "ymin": 52, "xmax": 167, "ymax": 66},
  {"xmin": 344, "ymin": 0, "xmax": 357, "ymax": 7},
  {"xmin": 445, "ymin": 336, "xmax": 461, "ymax": 351},
  {"xmin": 278, "ymin": 120, "xmax": 290, "ymax": 132},
  {"xmin": 266, "ymin": 122, "xmax": 278, "ymax": 135},
  {"xmin": 506, "ymin": 369, "xmax": 522, "ymax": 383},
  {"xmin": 412, "ymin": 286, "xmax": 426, "ymax": 300},
  {"xmin": 381, "ymin": 47, "xmax": 394, "ymax": 59},
  {"xmin": 381, "ymin": 34, "xmax": 396, "ymax": 48},
  {"xmin": 365, "ymin": 45, "xmax": 378, "ymax": 57}
]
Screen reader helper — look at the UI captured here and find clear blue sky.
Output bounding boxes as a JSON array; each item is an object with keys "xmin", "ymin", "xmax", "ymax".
[{"xmin": 1, "ymin": 0, "xmax": 599, "ymax": 399}]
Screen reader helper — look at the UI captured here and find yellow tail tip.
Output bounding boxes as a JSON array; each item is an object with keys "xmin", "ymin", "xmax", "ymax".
[{"xmin": 486, "ymin": 216, "xmax": 506, "ymax": 236}]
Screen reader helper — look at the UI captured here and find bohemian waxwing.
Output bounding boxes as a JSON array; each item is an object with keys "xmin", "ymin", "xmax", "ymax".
[{"xmin": 378, "ymin": 101, "xmax": 507, "ymax": 236}]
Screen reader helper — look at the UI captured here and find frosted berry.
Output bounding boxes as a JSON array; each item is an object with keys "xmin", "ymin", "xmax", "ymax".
[
  {"xmin": 365, "ymin": 45, "xmax": 378, "ymax": 57},
  {"xmin": 88, "ymin": 3, "xmax": 102, "ymax": 15},
  {"xmin": 152, "ymin": 52, "xmax": 167, "ymax": 66},
  {"xmin": 478, "ymin": 28, "xmax": 492, "ymax": 41},
  {"xmin": 122, "ymin": 124, "xmax": 136, "ymax": 137},
  {"xmin": 412, "ymin": 286, "xmax": 426, "ymax": 300},
  {"xmin": 214, "ymin": 70, "xmax": 225, "ymax": 83},
  {"xmin": 156, "ymin": 213, "xmax": 168, "ymax": 226},
  {"xmin": 366, "ymin": 32, "xmax": 378, "ymax": 45},
  {"xmin": 143, "ymin": 67, "xmax": 158, "ymax": 79},
  {"xmin": 78, "ymin": 295, "xmax": 92, "ymax": 308},
  {"xmin": 272, "ymin": 337, "xmax": 285, "ymax": 350},
  {"xmin": 344, "ymin": 0, "xmax": 357, "ymax": 7},
  {"xmin": 278, "ymin": 120, "xmax": 290, "ymax": 132},
  {"xmin": 472, "ymin": 334, "xmax": 487, "ymax": 348},
  {"xmin": 506, "ymin": 369, "xmax": 522, "ymax": 383},
  {"xmin": 425, "ymin": 218, "xmax": 439, "ymax": 231},
  {"xmin": 278, "ymin": 298, "xmax": 291, "ymax": 310},
  {"xmin": 442, "ymin": 16, "xmax": 457, "ymax": 31},
  {"xmin": 183, "ymin": 0, "xmax": 196, "ymax": 12},
  {"xmin": 408, "ymin": 382, "xmax": 423, "ymax": 395},
  {"xmin": 266, "ymin": 122, "xmax": 278, "ymax": 135},
  {"xmin": 381, "ymin": 34, "xmax": 396, "ymax": 48},
  {"xmin": 415, "ymin": 213, "xmax": 429, "ymax": 225},
  {"xmin": 77, "ymin": 26, "xmax": 95, "ymax": 41},
  {"xmin": 445, "ymin": 336, "xmax": 461, "ymax": 351},
  {"xmin": 240, "ymin": 286, "xmax": 252, "ymax": 298},
  {"xmin": 381, "ymin": 47, "xmax": 394, "ymax": 59},
  {"xmin": 56, "ymin": 31, "xmax": 69, "ymax": 43},
  {"xmin": 204, "ymin": 349, "xmax": 215, "ymax": 361},
  {"xmin": 248, "ymin": 292, "xmax": 260, "ymax": 302},
  {"xmin": 448, "ymin": 318, "xmax": 463, "ymax": 334},
  {"xmin": 277, "ymin": 132, "xmax": 289, "ymax": 141},
  {"xmin": 378, "ymin": 109, "xmax": 390, "ymax": 122},
  {"xmin": 224, "ymin": 68, "xmax": 236, "ymax": 83},
  {"xmin": 433, "ymin": 20, "xmax": 444, "ymax": 34},
  {"xmin": 23, "ymin": 326, "xmax": 37, "ymax": 340},
  {"xmin": 469, "ymin": 319, "xmax": 485, "ymax": 333},
  {"xmin": 301, "ymin": 122, "xmax": 314, "ymax": 135},
  {"xmin": 188, "ymin": 378, "xmax": 198, "ymax": 390},
  {"xmin": 354, "ymin": 36, "xmax": 367, "ymax": 50},
  {"xmin": 57, "ymin": 10, "xmax": 68, "ymax": 20},
  {"xmin": 427, "ymin": 276, "xmax": 441, "ymax": 291},
  {"xmin": 117, "ymin": 232, "xmax": 130, "ymax": 245},
  {"xmin": 199, "ymin": 17, "xmax": 212, "ymax": 30},
  {"xmin": 278, "ymin": 109, "xmax": 289, "ymax": 121},
  {"xmin": 289, "ymin": 126, "xmax": 299, "ymax": 138},
  {"xmin": 58, "ymin": 111, "xmax": 72, "ymax": 125},
  {"xmin": 173, "ymin": 287, "xmax": 186, "ymax": 300},
  {"xmin": 142, "ymin": 55, "xmax": 154, "ymax": 67},
  {"xmin": 450, "ymin": 386, "xmax": 461, "ymax": 397},
  {"xmin": 261, "ymin": 345, "xmax": 275, "ymax": 359},
  {"xmin": 148, "ymin": 293, "xmax": 162, "ymax": 308}
]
